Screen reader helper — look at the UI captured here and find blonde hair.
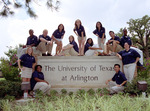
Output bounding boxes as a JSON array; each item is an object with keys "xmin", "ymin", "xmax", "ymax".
[{"xmin": 26, "ymin": 47, "xmax": 33, "ymax": 56}]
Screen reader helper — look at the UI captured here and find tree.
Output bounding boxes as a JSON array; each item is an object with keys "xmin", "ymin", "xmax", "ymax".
[
  {"xmin": 116, "ymin": 15, "xmax": 150, "ymax": 58},
  {"xmin": 0, "ymin": 0, "xmax": 60, "ymax": 18}
]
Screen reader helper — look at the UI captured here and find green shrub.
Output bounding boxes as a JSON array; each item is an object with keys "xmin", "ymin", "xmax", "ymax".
[
  {"xmin": 4, "ymin": 95, "xmax": 15, "ymax": 101},
  {"xmin": 50, "ymin": 90, "xmax": 58, "ymax": 96},
  {"xmin": 0, "ymin": 80, "xmax": 23, "ymax": 98},
  {"xmin": 61, "ymin": 89, "xmax": 67, "ymax": 94},
  {"xmin": 87, "ymin": 88, "xmax": 95, "ymax": 95},
  {"xmin": 76, "ymin": 89, "xmax": 86, "ymax": 96}
]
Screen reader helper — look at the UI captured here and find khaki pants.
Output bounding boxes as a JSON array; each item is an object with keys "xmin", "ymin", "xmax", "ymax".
[
  {"xmin": 108, "ymin": 81, "xmax": 124, "ymax": 94},
  {"xmin": 37, "ymin": 42, "xmax": 53, "ymax": 54},
  {"xmin": 33, "ymin": 82, "xmax": 51, "ymax": 94},
  {"xmin": 108, "ymin": 44, "xmax": 123, "ymax": 52},
  {"xmin": 98, "ymin": 38, "xmax": 106, "ymax": 50},
  {"xmin": 60, "ymin": 44, "xmax": 78, "ymax": 56},
  {"xmin": 124, "ymin": 63, "xmax": 136, "ymax": 83}
]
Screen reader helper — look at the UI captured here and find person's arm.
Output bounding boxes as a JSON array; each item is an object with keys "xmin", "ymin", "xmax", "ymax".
[
  {"xmin": 18, "ymin": 59, "xmax": 22, "ymax": 70},
  {"xmin": 34, "ymin": 78, "xmax": 49, "ymax": 85},
  {"xmin": 105, "ymin": 79, "xmax": 112, "ymax": 85},
  {"xmin": 135, "ymin": 57, "xmax": 140, "ymax": 64},
  {"xmin": 116, "ymin": 53, "xmax": 122, "ymax": 60},
  {"xmin": 40, "ymin": 38, "xmax": 49, "ymax": 43},
  {"xmin": 73, "ymin": 28, "xmax": 79, "ymax": 37},
  {"xmin": 119, "ymin": 80, "xmax": 127, "ymax": 86}
]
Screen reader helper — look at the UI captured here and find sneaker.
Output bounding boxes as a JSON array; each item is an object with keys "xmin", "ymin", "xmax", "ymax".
[
  {"xmin": 47, "ymin": 53, "xmax": 52, "ymax": 56},
  {"xmin": 42, "ymin": 53, "xmax": 47, "ymax": 56}
]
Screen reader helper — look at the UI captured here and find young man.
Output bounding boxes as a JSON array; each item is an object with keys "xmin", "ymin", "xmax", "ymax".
[
  {"xmin": 106, "ymin": 31, "xmax": 123, "ymax": 55},
  {"xmin": 17, "ymin": 29, "xmax": 39, "ymax": 58},
  {"xmin": 37, "ymin": 29, "xmax": 53, "ymax": 56},
  {"xmin": 105, "ymin": 64, "xmax": 127, "ymax": 94},
  {"xmin": 30, "ymin": 65, "xmax": 51, "ymax": 95}
]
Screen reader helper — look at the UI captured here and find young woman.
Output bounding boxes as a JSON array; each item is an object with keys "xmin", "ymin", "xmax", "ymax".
[
  {"xmin": 52, "ymin": 24, "xmax": 65, "ymax": 55},
  {"xmin": 117, "ymin": 42, "xmax": 140, "ymax": 83},
  {"xmin": 18, "ymin": 47, "xmax": 36, "ymax": 97},
  {"xmin": 58, "ymin": 35, "xmax": 79, "ymax": 56},
  {"xmin": 73, "ymin": 19, "xmax": 86, "ymax": 56},
  {"xmin": 84, "ymin": 38, "xmax": 106, "ymax": 56},
  {"xmin": 93, "ymin": 21, "xmax": 106, "ymax": 50}
]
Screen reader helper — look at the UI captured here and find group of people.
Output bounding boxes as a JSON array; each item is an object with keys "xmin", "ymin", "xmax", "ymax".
[{"xmin": 17, "ymin": 19, "xmax": 144, "ymax": 96}]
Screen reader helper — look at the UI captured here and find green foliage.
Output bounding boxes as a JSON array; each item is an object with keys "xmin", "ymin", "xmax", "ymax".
[
  {"xmin": 76, "ymin": 89, "xmax": 86, "ymax": 96},
  {"xmin": 0, "ymin": 47, "xmax": 21, "ymax": 81},
  {"xmin": 0, "ymin": 0, "xmax": 60, "ymax": 18},
  {"xmin": 4, "ymin": 95, "xmax": 15, "ymax": 101},
  {"xmin": 61, "ymin": 89, "xmax": 67, "ymax": 94},
  {"xmin": 0, "ymin": 80, "xmax": 23, "ymax": 98},
  {"xmin": 137, "ymin": 57, "xmax": 150, "ymax": 78},
  {"xmin": 68, "ymin": 91, "xmax": 74, "ymax": 96},
  {"xmin": 97, "ymin": 88, "xmax": 109, "ymax": 96},
  {"xmin": 50, "ymin": 90, "xmax": 58, "ymax": 96},
  {"xmin": 87, "ymin": 88, "xmax": 95, "ymax": 95}
]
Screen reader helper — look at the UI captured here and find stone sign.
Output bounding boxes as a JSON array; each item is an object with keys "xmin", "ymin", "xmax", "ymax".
[{"xmin": 37, "ymin": 56, "xmax": 122, "ymax": 92}]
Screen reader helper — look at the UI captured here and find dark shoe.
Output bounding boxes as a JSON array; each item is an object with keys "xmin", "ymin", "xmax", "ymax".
[
  {"xmin": 42, "ymin": 53, "xmax": 47, "ymax": 56},
  {"xmin": 47, "ymin": 53, "xmax": 52, "ymax": 56}
]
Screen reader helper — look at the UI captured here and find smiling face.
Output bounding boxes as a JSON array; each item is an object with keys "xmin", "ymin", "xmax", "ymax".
[
  {"xmin": 109, "ymin": 31, "xmax": 115, "ymax": 38},
  {"xmin": 29, "ymin": 29, "xmax": 34, "ymax": 36},
  {"xmin": 123, "ymin": 29, "xmax": 127, "ymax": 36},
  {"xmin": 27, "ymin": 47, "xmax": 33, "ymax": 55},
  {"xmin": 114, "ymin": 65, "xmax": 120, "ymax": 73},
  {"xmin": 37, "ymin": 66, "xmax": 42, "ymax": 72},
  {"xmin": 124, "ymin": 42, "xmax": 130, "ymax": 50},
  {"xmin": 75, "ymin": 19, "xmax": 81, "ymax": 27},
  {"xmin": 96, "ymin": 22, "xmax": 101, "ymax": 29},
  {"xmin": 88, "ymin": 38, "xmax": 92, "ymax": 44},
  {"xmin": 43, "ymin": 30, "xmax": 48, "ymax": 37},
  {"xmin": 58, "ymin": 24, "xmax": 64, "ymax": 31},
  {"xmin": 69, "ymin": 36, "xmax": 74, "ymax": 42}
]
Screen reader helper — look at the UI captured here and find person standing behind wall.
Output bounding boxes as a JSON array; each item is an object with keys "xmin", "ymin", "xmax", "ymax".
[
  {"xmin": 74, "ymin": 19, "xmax": 86, "ymax": 56},
  {"xmin": 18, "ymin": 47, "xmax": 36, "ymax": 97},
  {"xmin": 51, "ymin": 24, "xmax": 65, "ymax": 56},
  {"xmin": 37, "ymin": 29, "xmax": 53, "ymax": 56},
  {"xmin": 116, "ymin": 42, "xmax": 140, "ymax": 83},
  {"xmin": 93, "ymin": 21, "xmax": 106, "ymax": 51}
]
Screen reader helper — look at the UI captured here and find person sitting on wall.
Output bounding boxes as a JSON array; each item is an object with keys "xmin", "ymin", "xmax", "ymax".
[
  {"xmin": 17, "ymin": 29, "xmax": 40, "ymax": 59},
  {"xmin": 30, "ymin": 65, "xmax": 51, "ymax": 95},
  {"xmin": 84, "ymin": 38, "xmax": 107, "ymax": 56},
  {"xmin": 105, "ymin": 64, "xmax": 127, "ymax": 94},
  {"xmin": 37, "ymin": 29, "xmax": 53, "ymax": 56},
  {"xmin": 106, "ymin": 31, "xmax": 123, "ymax": 56},
  {"xmin": 58, "ymin": 35, "xmax": 79, "ymax": 56}
]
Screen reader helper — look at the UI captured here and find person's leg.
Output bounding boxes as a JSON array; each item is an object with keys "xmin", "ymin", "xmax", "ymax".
[
  {"xmin": 101, "ymin": 38, "xmax": 106, "ymax": 51},
  {"xmin": 108, "ymin": 81, "xmax": 117, "ymax": 94},
  {"xmin": 112, "ymin": 41, "xmax": 117, "ymax": 52},
  {"xmin": 46, "ymin": 43, "xmax": 53, "ymax": 55},
  {"xmin": 116, "ymin": 44, "xmax": 123, "ymax": 53},
  {"xmin": 78, "ymin": 38, "xmax": 82, "ymax": 55},
  {"xmin": 33, "ymin": 82, "xmax": 51, "ymax": 94},
  {"xmin": 111, "ymin": 86, "xmax": 124, "ymax": 94},
  {"xmin": 127, "ymin": 63, "xmax": 136, "ymax": 83},
  {"xmin": 37, "ymin": 42, "xmax": 47, "ymax": 55},
  {"xmin": 81, "ymin": 38, "xmax": 86, "ymax": 55},
  {"xmin": 58, "ymin": 41, "xmax": 62, "ymax": 54},
  {"xmin": 85, "ymin": 50, "xmax": 95, "ymax": 56},
  {"xmin": 123, "ymin": 65, "xmax": 129, "ymax": 82}
]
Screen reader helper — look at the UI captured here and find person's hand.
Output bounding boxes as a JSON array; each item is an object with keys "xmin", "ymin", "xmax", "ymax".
[
  {"xmin": 21, "ymin": 67, "xmax": 25, "ymax": 71},
  {"xmin": 116, "ymin": 85, "xmax": 121, "ymax": 87},
  {"xmin": 105, "ymin": 80, "xmax": 108, "ymax": 85},
  {"xmin": 22, "ymin": 45, "xmax": 26, "ymax": 48},
  {"xmin": 119, "ymin": 56, "xmax": 122, "ymax": 60},
  {"xmin": 45, "ymin": 81, "xmax": 49, "ymax": 85}
]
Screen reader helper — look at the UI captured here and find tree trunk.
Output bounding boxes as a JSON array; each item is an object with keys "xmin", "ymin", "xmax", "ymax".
[{"xmin": 144, "ymin": 47, "xmax": 149, "ymax": 58}]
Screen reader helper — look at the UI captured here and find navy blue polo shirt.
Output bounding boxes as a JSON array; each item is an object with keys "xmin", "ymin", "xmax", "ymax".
[
  {"xmin": 93, "ymin": 27, "xmax": 106, "ymax": 38},
  {"xmin": 84, "ymin": 43, "xmax": 91, "ymax": 54},
  {"xmin": 70, "ymin": 41, "xmax": 79, "ymax": 53},
  {"xmin": 30, "ymin": 71, "xmax": 44, "ymax": 90},
  {"xmin": 120, "ymin": 36, "xmax": 132, "ymax": 48},
  {"xmin": 109, "ymin": 36, "xmax": 120, "ymax": 44},
  {"xmin": 39, "ymin": 35, "xmax": 51, "ymax": 43},
  {"xmin": 74, "ymin": 25, "xmax": 86, "ymax": 37},
  {"xmin": 52, "ymin": 29, "xmax": 65, "ymax": 39},
  {"xmin": 112, "ymin": 71, "xmax": 127, "ymax": 86},
  {"xmin": 19, "ymin": 54, "xmax": 35, "ymax": 68},
  {"xmin": 118, "ymin": 49, "xmax": 141, "ymax": 65},
  {"xmin": 26, "ymin": 35, "xmax": 38, "ymax": 46}
]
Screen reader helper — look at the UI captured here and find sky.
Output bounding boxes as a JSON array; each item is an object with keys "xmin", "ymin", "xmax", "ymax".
[{"xmin": 0, "ymin": 0, "xmax": 150, "ymax": 58}]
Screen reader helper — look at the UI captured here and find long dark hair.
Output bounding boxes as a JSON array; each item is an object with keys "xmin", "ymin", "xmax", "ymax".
[
  {"xmin": 96, "ymin": 21, "xmax": 102, "ymax": 31},
  {"xmin": 75, "ymin": 19, "xmax": 82, "ymax": 30},
  {"xmin": 35, "ymin": 65, "xmax": 42, "ymax": 71},
  {"xmin": 86, "ymin": 38, "xmax": 94, "ymax": 46},
  {"xmin": 69, "ymin": 35, "xmax": 75, "ymax": 43},
  {"xmin": 58, "ymin": 24, "xmax": 65, "ymax": 32}
]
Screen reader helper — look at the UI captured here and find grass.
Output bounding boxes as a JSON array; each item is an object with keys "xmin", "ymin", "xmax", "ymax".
[
  {"xmin": 0, "ymin": 78, "xmax": 5, "ymax": 81},
  {"xmin": 1, "ymin": 92, "xmax": 150, "ymax": 111}
]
